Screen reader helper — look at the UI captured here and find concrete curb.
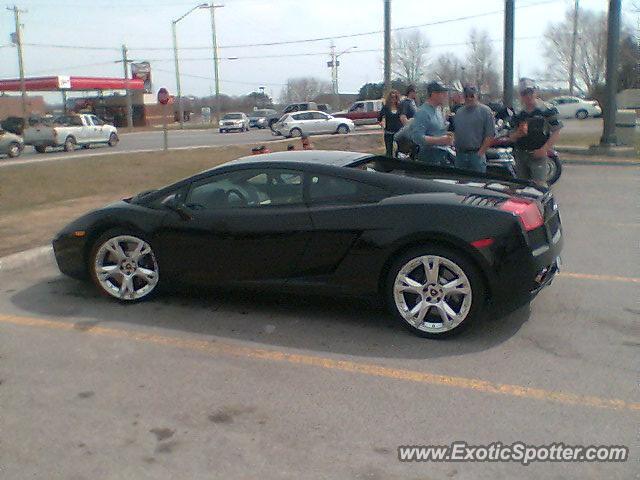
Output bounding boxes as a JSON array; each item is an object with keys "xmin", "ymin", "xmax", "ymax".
[{"xmin": 0, "ymin": 245, "xmax": 54, "ymax": 273}]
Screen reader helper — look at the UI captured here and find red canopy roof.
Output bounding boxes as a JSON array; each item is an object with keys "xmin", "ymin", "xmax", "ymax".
[{"xmin": 0, "ymin": 76, "xmax": 145, "ymax": 92}]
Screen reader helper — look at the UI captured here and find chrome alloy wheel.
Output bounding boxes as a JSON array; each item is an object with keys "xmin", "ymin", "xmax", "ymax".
[
  {"xmin": 93, "ymin": 235, "xmax": 159, "ymax": 300},
  {"xmin": 393, "ymin": 255, "xmax": 472, "ymax": 333}
]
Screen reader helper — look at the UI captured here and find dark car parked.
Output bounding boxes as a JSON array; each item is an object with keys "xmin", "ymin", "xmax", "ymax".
[{"xmin": 53, "ymin": 151, "xmax": 562, "ymax": 338}]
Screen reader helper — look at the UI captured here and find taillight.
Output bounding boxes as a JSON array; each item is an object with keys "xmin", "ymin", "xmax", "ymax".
[{"xmin": 500, "ymin": 198, "xmax": 544, "ymax": 231}]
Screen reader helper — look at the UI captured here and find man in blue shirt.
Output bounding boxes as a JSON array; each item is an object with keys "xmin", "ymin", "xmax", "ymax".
[{"xmin": 410, "ymin": 81, "xmax": 453, "ymax": 165}]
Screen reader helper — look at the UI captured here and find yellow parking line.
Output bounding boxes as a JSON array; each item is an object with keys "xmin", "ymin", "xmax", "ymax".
[
  {"xmin": 0, "ymin": 313, "xmax": 638, "ymax": 413},
  {"xmin": 559, "ymin": 272, "xmax": 640, "ymax": 284}
]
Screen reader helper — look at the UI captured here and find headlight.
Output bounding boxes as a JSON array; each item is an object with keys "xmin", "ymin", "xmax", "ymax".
[{"xmin": 218, "ymin": 121, "xmax": 224, "ymax": 126}]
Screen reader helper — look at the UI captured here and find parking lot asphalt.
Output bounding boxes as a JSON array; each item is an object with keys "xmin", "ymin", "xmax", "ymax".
[{"xmin": 0, "ymin": 163, "xmax": 638, "ymax": 479}]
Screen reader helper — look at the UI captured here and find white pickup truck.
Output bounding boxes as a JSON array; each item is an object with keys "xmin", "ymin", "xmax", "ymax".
[{"xmin": 24, "ymin": 114, "xmax": 119, "ymax": 153}]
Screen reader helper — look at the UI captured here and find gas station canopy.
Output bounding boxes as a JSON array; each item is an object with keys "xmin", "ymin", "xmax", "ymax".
[{"xmin": 0, "ymin": 76, "xmax": 145, "ymax": 92}]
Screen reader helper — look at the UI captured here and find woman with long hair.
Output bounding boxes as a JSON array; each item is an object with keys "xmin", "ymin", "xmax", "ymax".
[{"xmin": 377, "ymin": 89, "xmax": 402, "ymax": 158}]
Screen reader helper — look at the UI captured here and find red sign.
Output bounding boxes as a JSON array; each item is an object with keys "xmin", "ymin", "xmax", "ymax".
[{"xmin": 157, "ymin": 87, "xmax": 170, "ymax": 105}]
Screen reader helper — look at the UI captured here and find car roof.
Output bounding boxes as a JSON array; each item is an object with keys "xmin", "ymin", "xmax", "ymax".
[
  {"xmin": 227, "ymin": 150, "xmax": 372, "ymax": 167},
  {"xmin": 287, "ymin": 110, "xmax": 327, "ymax": 115},
  {"xmin": 224, "ymin": 112, "xmax": 245, "ymax": 115}
]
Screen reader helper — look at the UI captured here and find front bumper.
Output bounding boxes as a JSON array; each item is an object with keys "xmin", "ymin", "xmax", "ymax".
[{"xmin": 52, "ymin": 234, "xmax": 88, "ymax": 279}]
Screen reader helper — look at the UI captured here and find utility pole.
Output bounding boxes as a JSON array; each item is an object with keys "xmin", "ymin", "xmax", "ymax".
[
  {"xmin": 568, "ymin": 0, "xmax": 580, "ymax": 95},
  {"xmin": 503, "ymin": 0, "xmax": 515, "ymax": 108},
  {"xmin": 600, "ymin": 0, "xmax": 621, "ymax": 146},
  {"xmin": 171, "ymin": 21, "xmax": 185, "ymax": 129},
  {"xmin": 329, "ymin": 42, "xmax": 339, "ymax": 109},
  {"xmin": 204, "ymin": 4, "xmax": 224, "ymax": 125},
  {"xmin": 8, "ymin": 6, "xmax": 28, "ymax": 122},
  {"xmin": 383, "ymin": 0, "xmax": 391, "ymax": 93},
  {"xmin": 121, "ymin": 44, "xmax": 133, "ymax": 129}
]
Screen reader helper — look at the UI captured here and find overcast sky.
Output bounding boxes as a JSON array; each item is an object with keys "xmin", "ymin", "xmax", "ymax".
[{"xmin": 0, "ymin": 0, "xmax": 633, "ymax": 101}]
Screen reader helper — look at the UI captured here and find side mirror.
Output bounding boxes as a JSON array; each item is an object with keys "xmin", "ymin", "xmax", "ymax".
[{"xmin": 162, "ymin": 195, "xmax": 192, "ymax": 221}]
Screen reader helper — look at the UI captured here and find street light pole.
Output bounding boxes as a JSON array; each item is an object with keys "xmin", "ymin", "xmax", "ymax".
[
  {"xmin": 383, "ymin": 0, "xmax": 391, "ymax": 94},
  {"xmin": 171, "ymin": 21, "xmax": 184, "ymax": 129},
  {"xmin": 8, "ymin": 5, "xmax": 28, "ymax": 123},
  {"xmin": 202, "ymin": 4, "xmax": 224, "ymax": 125},
  {"xmin": 172, "ymin": 3, "xmax": 208, "ymax": 130},
  {"xmin": 568, "ymin": 0, "xmax": 580, "ymax": 95},
  {"xmin": 600, "ymin": 0, "xmax": 621, "ymax": 146},
  {"xmin": 121, "ymin": 44, "xmax": 133, "ymax": 130},
  {"xmin": 503, "ymin": 0, "xmax": 515, "ymax": 108}
]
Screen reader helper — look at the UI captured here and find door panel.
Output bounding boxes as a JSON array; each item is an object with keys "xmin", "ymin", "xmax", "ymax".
[
  {"xmin": 299, "ymin": 173, "xmax": 389, "ymax": 276},
  {"xmin": 154, "ymin": 168, "xmax": 312, "ymax": 285}
]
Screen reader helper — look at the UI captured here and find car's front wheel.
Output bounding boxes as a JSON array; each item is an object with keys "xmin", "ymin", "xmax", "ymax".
[
  {"xmin": 89, "ymin": 229, "xmax": 160, "ymax": 302},
  {"xmin": 108, "ymin": 133, "xmax": 119, "ymax": 147},
  {"xmin": 63, "ymin": 136, "xmax": 76, "ymax": 152},
  {"xmin": 336, "ymin": 124, "xmax": 350, "ymax": 134},
  {"xmin": 386, "ymin": 246, "xmax": 485, "ymax": 338},
  {"xmin": 7, "ymin": 142, "xmax": 21, "ymax": 158},
  {"xmin": 575, "ymin": 109, "xmax": 588, "ymax": 120},
  {"xmin": 290, "ymin": 128, "xmax": 302, "ymax": 138}
]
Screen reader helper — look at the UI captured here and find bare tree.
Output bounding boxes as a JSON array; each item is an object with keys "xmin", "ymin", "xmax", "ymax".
[
  {"xmin": 465, "ymin": 28, "xmax": 500, "ymax": 97},
  {"xmin": 431, "ymin": 53, "xmax": 464, "ymax": 89},
  {"xmin": 543, "ymin": 8, "xmax": 608, "ymax": 94},
  {"xmin": 279, "ymin": 77, "xmax": 331, "ymax": 104},
  {"xmin": 392, "ymin": 30, "xmax": 430, "ymax": 84}
]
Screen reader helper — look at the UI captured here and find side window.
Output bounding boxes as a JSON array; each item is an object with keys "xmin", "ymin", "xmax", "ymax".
[
  {"xmin": 365, "ymin": 102, "xmax": 375, "ymax": 112},
  {"xmin": 311, "ymin": 112, "xmax": 328, "ymax": 120},
  {"xmin": 567, "ymin": 98, "xmax": 579, "ymax": 104},
  {"xmin": 293, "ymin": 112, "xmax": 313, "ymax": 121},
  {"xmin": 307, "ymin": 174, "xmax": 387, "ymax": 205},
  {"xmin": 350, "ymin": 102, "xmax": 364, "ymax": 112},
  {"xmin": 70, "ymin": 116, "xmax": 84, "ymax": 126},
  {"xmin": 91, "ymin": 116, "xmax": 104, "ymax": 126},
  {"xmin": 185, "ymin": 169, "xmax": 304, "ymax": 210}
]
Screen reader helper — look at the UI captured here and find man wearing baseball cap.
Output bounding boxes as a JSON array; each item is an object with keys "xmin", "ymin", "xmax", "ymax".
[
  {"xmin": 451, "ymin": 85, "xmax": 496, "ymax": 173},
  {"xmin": 409, "ymin": 81, "xmax": 453, "ymax": 165},
  {"xmin": 509, "ymin": 78, "xmax": 563, "ymax": 185}
]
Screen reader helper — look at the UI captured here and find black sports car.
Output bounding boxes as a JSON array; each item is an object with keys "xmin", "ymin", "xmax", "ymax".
[{"xmin": 53, "ymin": 150, "xmax": 563, "ymax": 338}]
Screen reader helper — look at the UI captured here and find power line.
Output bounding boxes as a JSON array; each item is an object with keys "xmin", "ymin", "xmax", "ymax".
[
  {"xmin": 153, "ymin": 67, "xmax": 287, "ymax": 87},
  {"xmin": 16, "ymin": 0, "xmax": 559, "ymax": 53}
]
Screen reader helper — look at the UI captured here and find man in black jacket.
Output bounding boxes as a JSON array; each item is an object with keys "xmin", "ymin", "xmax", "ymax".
[{"xmin": 510, "ymin": 79, "xmax": 563, "ymax": 186}]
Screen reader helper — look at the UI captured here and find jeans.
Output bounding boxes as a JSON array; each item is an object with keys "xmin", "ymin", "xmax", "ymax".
[
  {"xmin": 383, "ymin": 132, "xmax": 396, "ymax": 158},
  {"xmin": 513, "ymin": 149, "xmax": 548, "ymax": 185},
  {"xmin": 455, "ymin": 151, "xmax": 487, "ymax": 173},
  {"xmin": 416, "ymin": 147, "xmax": 449, "ymax": 166}
]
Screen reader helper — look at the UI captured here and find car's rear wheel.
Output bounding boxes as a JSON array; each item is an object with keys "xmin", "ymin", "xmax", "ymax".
[
  {"xmin": 63, "ymin": 136, "xmax": 76, "ymax": 152},
  {"xmin": 35, "ymin": 145, "xmax": 47, "ymax": 154},
  {"xmin": 108, "ymin": 133, "xmax": 119, "ymax": 147},
  {"xmin": 575, "ymin": 109, "xmax": 588, "ymax": 120},
  {"xmin": 336, "ymin": 124, "xmax": 350, "ymax": 134},
  {"xmin": 290, "ymin": 128, "xmax": 302, "ymax": 138},
  {"xmin": 542, "ymin": 155, "xmax": 562, "ymax": 185},
  {"xmin": 89, "ymin": 229, "xmax": 160, "ymax": 302},
  {"xmin": 386, "ymin": 246, "xmax": 485, "ymax": 338},
  {"xmin": 7, "ymin": 142, "xmax": 21, "ymax": 158}
]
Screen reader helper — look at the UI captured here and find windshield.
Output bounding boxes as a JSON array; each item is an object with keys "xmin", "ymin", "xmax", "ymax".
[
  {"xmin": 251, "ymin": 110, "xmax": 273, "ymax": 117},
  {"xmin": 223, "ymin": 114, "xmax": 243, "ymax": 120}
]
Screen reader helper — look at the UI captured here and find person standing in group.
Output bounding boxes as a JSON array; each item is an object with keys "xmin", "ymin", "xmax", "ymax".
[
  {"xmin": 399, "ymin": 85, "xmax": 418, "ymax": 125},
  {"xmin": 377, "ymin": 89, "xmax": 402, "ymax": 157},
  {"xmin": 509, "ymin": 79, "xmax": 563, "ymax": 186},
  {"xmin": 452, "ymin": 85, "xmax": 496, "ymax": 173},
  {"xmin": 409, "ymin": 81, "xmax": 453, "ymax": 166}
]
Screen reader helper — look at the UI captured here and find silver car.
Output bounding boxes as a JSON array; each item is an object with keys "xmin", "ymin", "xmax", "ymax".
[
  {"xmin": 272, "ymin": 110, "xmax": 355, "ymax": 138},
  {"xmin": 219, "ymin": 112, "xmax": 250, "ymax": 133},
  {"xmin": 0, "ymin": 129, "xmax": 24, "ymax": 158}
]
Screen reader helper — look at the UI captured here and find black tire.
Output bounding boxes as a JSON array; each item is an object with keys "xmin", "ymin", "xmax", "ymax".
[
  {"xmin": 290, "ymin": 128, "xmax": 302, "ymax": 138},
  {"xmin": 544, "ymin": 155, "xmax": 562, "ymax": 185},
  {"xmin": 219, "ymin": 129, "xmax": 226, "ymax": 133},
  {"xmin": 575, "ymin": 109, "xmax": 588, "ymax": 120},
  {"xmin": 108, "ymin": 133, "xmax": 119, "ymax": 147},
  {"xmin": 35, "ymin": 145, "xmax": 47, "ymax": 154},
  {"xmin": 336, "ymin": 124, "xmax": 350, "ymax": 134},
  {"xmin": 63, "ymin": 136, "xmax": 76, "ymax": 152},
  {"xmin": 89, "ymin": 227, "xmax": 161, "ymax": 303},
  {"xmin": 385, "ymin": 245, "xmax": 485, "ymax": 339},
  {"xmin": 7, "ymin": 142, "xmax": 21, "ymax": 158}
]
